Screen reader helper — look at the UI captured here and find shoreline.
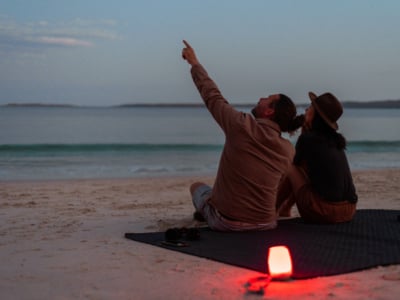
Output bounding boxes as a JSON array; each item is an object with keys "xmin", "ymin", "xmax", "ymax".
[
  {"xmin": 1, "ymin": 167, "xmax": 399, "ymax": 184},
  {"xmin": 1, "ymin": 169, "xmax": 399, "ymax": 299}
]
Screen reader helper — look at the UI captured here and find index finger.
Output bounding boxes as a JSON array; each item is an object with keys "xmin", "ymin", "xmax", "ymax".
[{"xmin": 183, "ymin": 40, "xmax": 192, "ymax": 49}]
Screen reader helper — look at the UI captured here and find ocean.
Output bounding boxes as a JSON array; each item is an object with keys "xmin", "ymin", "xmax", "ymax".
[{"xmin": 1, "ymin": 105, "xmax": 400, "ymax": 181}]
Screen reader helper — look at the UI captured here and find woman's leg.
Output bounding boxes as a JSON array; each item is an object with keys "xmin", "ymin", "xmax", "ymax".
[
  {"xmin": 276, "ymin": 176, "xmax": 294, "ymax": 217},
  {"xmin": 277, "ymin": 165, "xmax": 309, "ymax": 217}
]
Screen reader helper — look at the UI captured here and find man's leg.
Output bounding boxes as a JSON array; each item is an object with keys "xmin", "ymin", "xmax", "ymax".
[
  {"xmin": 190, "ymin": 182, "xmax": 212, "ymax": 221},
  {"xmin": 190, "ymin": 182, "xmax": 205, "ymax": 196}
]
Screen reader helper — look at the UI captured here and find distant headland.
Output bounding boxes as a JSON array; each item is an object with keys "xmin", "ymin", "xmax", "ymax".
[
  {"xmin": 2, "ymin": 99, "xmax": 400, "ymax": 109},
  {"xmin": 3, "ymin": 103, "xmax": 78, "ymax": 108}
]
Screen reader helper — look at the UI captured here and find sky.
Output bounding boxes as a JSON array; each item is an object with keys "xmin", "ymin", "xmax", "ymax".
[{"xmin": 0, "ymin": 0, "xmax": 399, "ymax": 106}]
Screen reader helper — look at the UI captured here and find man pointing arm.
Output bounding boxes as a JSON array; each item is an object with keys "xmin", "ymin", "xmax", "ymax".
[{"xmin": 182, "ymin": 40, "xmax": 304, "ymax": 231}]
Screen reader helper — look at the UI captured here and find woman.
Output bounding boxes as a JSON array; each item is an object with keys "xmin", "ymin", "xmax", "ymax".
[{"xmin": 277, "ymin": 92, "xmax": 358, "ymax": 223}]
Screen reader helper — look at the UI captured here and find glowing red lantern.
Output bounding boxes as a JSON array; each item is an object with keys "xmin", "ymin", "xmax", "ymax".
[{"xmin": 267, "ymin": 245, "xmax": 293, "ymax": 280}]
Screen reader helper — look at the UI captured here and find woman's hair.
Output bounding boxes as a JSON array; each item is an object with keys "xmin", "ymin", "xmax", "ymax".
[
  {"xmin": 312, "ymin": 111, "xmax": 347, "ymax": 149},
  {"xmin": 272, "ymin": 94, "xmax": 304, "ymax": 135}
]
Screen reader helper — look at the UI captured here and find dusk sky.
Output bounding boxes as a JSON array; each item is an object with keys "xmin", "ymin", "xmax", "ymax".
[{"xmin": 0, "ymin": 0, "xmax": 399, "ymax": 106}]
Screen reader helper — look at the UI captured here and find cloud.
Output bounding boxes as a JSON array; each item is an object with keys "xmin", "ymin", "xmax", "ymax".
[
  {"xmin": 0, "ymin": 16, "xmax": 119, "ymax": 53},
  {"xmin": 37, "ymin": 36, "xmax": 93, "ymax": 47}
]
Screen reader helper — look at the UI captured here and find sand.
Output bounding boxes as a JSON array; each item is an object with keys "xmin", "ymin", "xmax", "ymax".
[{"xmin": 0, "ymin": 169, "xmax": 399, "ymax": 299}]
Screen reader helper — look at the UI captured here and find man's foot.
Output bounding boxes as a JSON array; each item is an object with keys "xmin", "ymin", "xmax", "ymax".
[{"xmin": 193, "ymin": 211, "xmax": 206, "ymax": 222}]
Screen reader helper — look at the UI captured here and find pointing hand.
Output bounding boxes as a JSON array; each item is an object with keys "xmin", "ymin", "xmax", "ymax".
[{"xmin": 182, "ymin": 40, "xmax": 199, "ymax": 66}]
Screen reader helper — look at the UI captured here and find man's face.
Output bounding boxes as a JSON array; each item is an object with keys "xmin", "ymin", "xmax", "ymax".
[{"xmin": 251, "ymin": 94, "xmax": 280, "ymax": 118}]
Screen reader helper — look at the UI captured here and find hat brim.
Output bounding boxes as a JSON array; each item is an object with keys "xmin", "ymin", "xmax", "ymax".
[{"xmin": 308, "ymin": 91, "xmax": 339, "ymax": 130}]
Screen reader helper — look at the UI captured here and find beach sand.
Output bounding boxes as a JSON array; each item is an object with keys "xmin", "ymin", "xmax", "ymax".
[{"xmin": 0, "ymin": 169, "xmax": 399, "ymax": 299}]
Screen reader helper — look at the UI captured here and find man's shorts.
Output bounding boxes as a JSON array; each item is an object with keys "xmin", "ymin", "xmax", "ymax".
[{"xmin": 191, "ymin": 184, "xmax": 277, "ymax": 231}]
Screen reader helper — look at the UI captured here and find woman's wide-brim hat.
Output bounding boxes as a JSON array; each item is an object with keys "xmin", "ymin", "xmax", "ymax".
[{"xmin": 308, "ymin": 92, "xmax": 343, "ymax": 130}]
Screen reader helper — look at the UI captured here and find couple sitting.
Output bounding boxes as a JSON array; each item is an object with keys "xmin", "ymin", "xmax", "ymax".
[{"xmin": 182, "ymin": 40, "xmax": 358, "ymax": 231}]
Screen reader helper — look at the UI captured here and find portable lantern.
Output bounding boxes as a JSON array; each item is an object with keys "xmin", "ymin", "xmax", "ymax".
[
  {"xmin": 244, "ymin": 245, "xmax": 293, "ymax": 294},
  {"xmin": 267, "ymin": 245, "xmax": 293, "ymax": 280}
]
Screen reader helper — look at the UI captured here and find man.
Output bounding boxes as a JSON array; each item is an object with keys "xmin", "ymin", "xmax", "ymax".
[{"xmin": 182, "ymin": 40, "xmax": 303, "ymax": 231}]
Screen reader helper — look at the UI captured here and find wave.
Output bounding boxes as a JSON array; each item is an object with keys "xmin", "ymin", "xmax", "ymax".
[
  {"xmin": 0, "ymin": 141, "xmax": 399, "ymax": 155},
  {"xmin": 347, "ymin": 140, "xmax": 400, "ymax": 152}
]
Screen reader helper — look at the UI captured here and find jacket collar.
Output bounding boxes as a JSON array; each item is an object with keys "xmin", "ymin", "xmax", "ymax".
[{"xmin": 256, "ymin": 118, "xmax": 281, "ymax": 135}]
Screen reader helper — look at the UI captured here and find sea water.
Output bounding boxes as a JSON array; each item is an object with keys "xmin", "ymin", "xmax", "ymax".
[{"xmin": 1, "ymin": 106, "xmax": 399, "ymax": 181}]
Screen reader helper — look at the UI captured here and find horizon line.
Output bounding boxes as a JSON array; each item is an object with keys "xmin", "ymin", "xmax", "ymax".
[{"xmin": 2, "ymin": 99, "xmax": 400, "ymax": 109}]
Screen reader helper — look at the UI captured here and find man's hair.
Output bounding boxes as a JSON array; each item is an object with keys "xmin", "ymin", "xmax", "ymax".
[{"xmin": 272, "ymin": 94, "xmax": 304, "ymax": 134}]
